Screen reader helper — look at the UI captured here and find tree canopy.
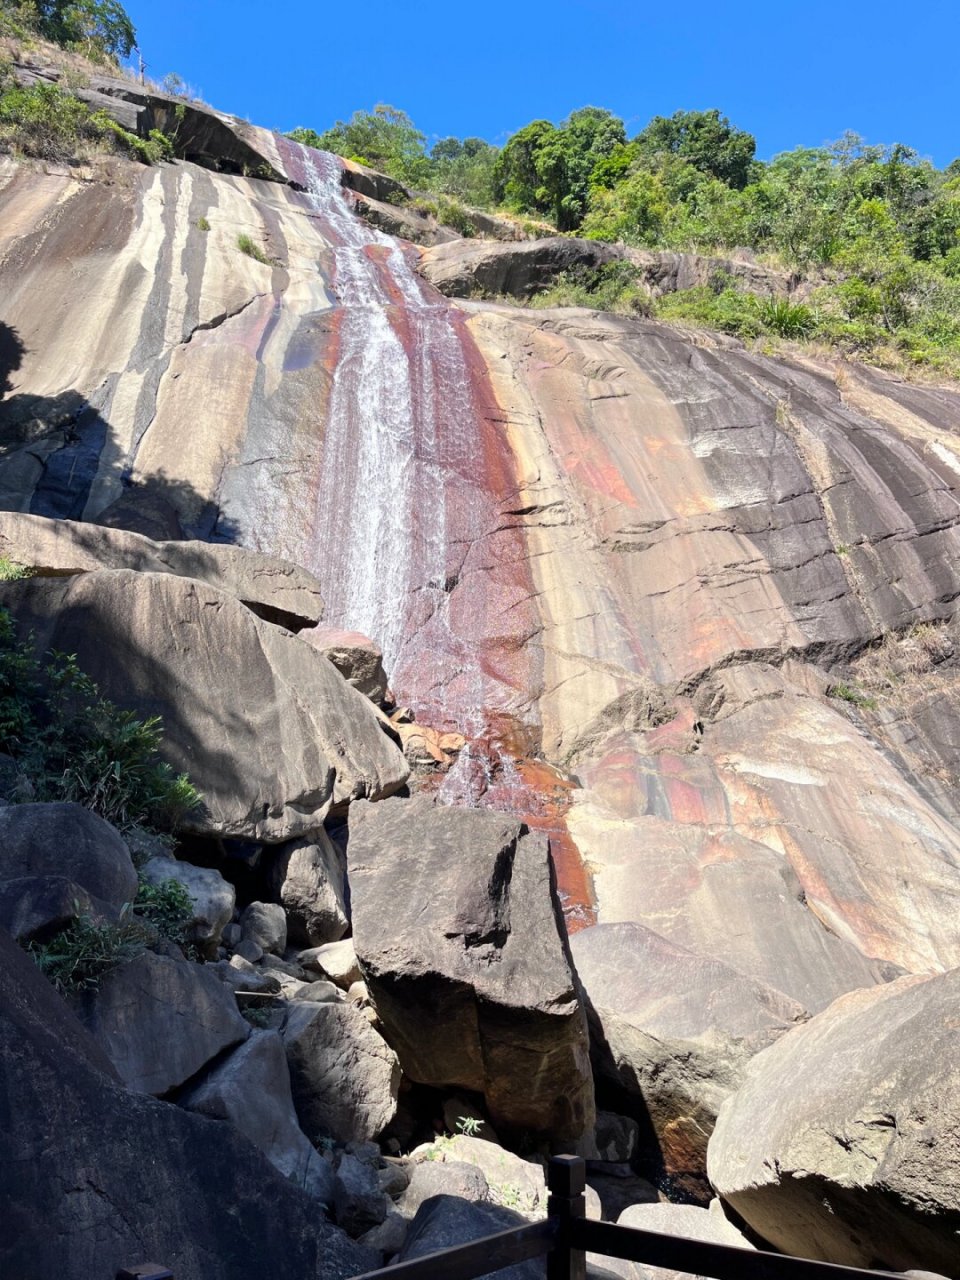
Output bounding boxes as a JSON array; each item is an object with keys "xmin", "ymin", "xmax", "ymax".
[{"xmin": 3, "ymin": 0, "xmax": 136, "ymax": 59}]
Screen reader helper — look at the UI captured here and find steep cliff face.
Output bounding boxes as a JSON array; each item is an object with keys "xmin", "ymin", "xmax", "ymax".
[{"xmin": 3, "ymin": 119, "xmax": 960, "ymax": 1022}]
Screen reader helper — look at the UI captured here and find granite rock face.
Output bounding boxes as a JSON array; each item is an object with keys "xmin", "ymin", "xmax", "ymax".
[
  {"xmin": 348, "ymin": 797, "xmax": 595, "ymax": 1146},
  {"xmin": 571, "ymin": 922, "xmax": 807, "ymax": 1196},
  {"xmin": 708, "ymin": 971, "xmax": 960, "ymax": 1276},
  {"xmin": 0, "ymin": 570, "xmax": 409, "ymax": 841}
]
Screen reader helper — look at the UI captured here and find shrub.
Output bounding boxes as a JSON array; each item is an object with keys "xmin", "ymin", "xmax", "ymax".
[
  {"xmin": 827, "ymin": 680, "xmax": 877, "ymax": 709},
  {"xmin": 196, "ymin": 215, "xmax": 211, "ymax": 232},
  {"xmin": 436, "ymin": 196, "xmax": 477, "ymax": 238},
  {"xmin": 0, "ymin": 605, "xmax": 201, "ymax": 831},
  {"xmin": 237, "ymin": 232, "xmax": 269, "ymax": 264},
  {"xmin": 753, "ymin": 295, "xmax": 816, "ymax": 337},
  {"xmin": 0, "ymin": 79, "xmax": 102, "ymax": 160},
  {"xmin": 532, "ymin": 260, "xmax": 652, "ymax": 316},
  {"xmin": 133, "ymin": 876, "xmax": 193, "ymax": 945},
  {"xmin": 27, "ymin": 910, "xmax": 144, "ymax": 992},
  {"xmin": 0, "ymin": 555, "xmax": 29, "ymax": 581}
]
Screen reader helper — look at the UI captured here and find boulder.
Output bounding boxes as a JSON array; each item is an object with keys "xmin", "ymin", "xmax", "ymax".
[
  {"xmin": 606, "ymin": 1201, "xmax": 754, "ymax": 1280},
  {"xmin": 334, "ymin": 1153, "xmax": 389, "ymax": 1236},
  {"xmin": 300, "ymin": 938, "xmax": 362, "ymax": 988},
  {"xmin": 76, "ymin": 950, "xmax": 249, "ymax": 1095},
  {"xmin": 0, "ymin": 926, "xmax": 379, "ymax": 1280},
  {"xmin": 282, "ymin": 1000, "xmax": 401, "ymax": 1144},
  {"xmin": 348, "ymin": 797, "xmax": 595, "ymax": 1146},
  {"xmin": 180, "ymin": 1029, "xmax": 333, "ymax": 1203},
  {"xmin": 0, "ymin": 511, "xmax": 324, "ymax": 631},
  {"xmin": 398, "ymin": 1160, "xmax": 491, "ymax": 1217},
  {"xmin": 240, "ymin": 900, "xmax": 287, "ymax": 955},
  {"xmin": 139, "ymin": 854, "xmax": 235, "ymax": 953},
  {"xmin": 0, "ymin": 572, "xmax": 409, "ymax": 842},
  {"xmin": 414, "ymin": 1134, "xmax": 546, "ymax": 1218},
  {"xmin": 595, "ymin": 1112, "xmax": 640, "ymax": 1164},
  {"xmin": 300, "ymin": 626, "xmax": 389, "ymax": 703},
  {"xmin": 0, "ymin": 802, "xmax": 137, "ymax": 910},
  {"xmin": 418, "ymin": 236, "xmax": 623, "ymax": 300},
  {"xmin": 398, "ymin": 1196, "xmax": 535, "ymax": 1280},
  {"xmin": 571, "ymin": 922, "xmax": 807, "ymax": 1197},
  {"xmin": 708, "ymin": 971, "xmax": 960, "ymax": 1274},
  {"xmin": 268, "ymin": 831, "xmax": 349, "ymax": 947},
  {"xmin": 0, "ymin": 874, "xmax": 115, "ymax": 943}
]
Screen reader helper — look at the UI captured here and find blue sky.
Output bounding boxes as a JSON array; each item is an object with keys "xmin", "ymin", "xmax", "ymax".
[{"xmin": 124, "ymin": 0, "xmax": 958, "ymax": 167}]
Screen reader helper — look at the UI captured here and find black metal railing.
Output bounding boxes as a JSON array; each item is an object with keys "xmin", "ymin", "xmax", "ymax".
[{"xmin": 117, "ymin": 1155, "xmax": 907, "ymax": 1280}]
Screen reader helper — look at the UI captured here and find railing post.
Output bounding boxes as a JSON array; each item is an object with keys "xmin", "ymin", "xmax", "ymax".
[
  {"xmin": 547, "ymin": 1155, "xmax": 586, "ymax": 1280},
  {"xmin": 116, "ymin": 1267, "xmax": 174, "ymax": 1280}
]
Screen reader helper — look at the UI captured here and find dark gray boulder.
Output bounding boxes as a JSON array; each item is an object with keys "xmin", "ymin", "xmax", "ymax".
[
  {"xmin": 282, "ymin": 1000, "xmax": 401, "ymax": 1143},
  {"xmin": 419, "ymin": 236, "xmax": 623, "ymax": 300},
  {"xmin": 0, "ymin": 802, "xmax": 137, "ymax": 909},
  {"xmin": 266, "ymin": 829, "xmax": 349, "ymax": 947},
  {"xmin": 399, "ymin": 1196, "xmax": 536, "ymax": 1280},
  {"xmin": 180, "ymin": 1029, "xmax": 333, "ymax": 1204},
  {"xmin": 76, "ymin": 950, "xmax": 250, "ymax": 1095},
  {"xmin": 0, "ymin": 927, "xmax": 379, "ymax": 1280},
  {"xmin": 0, "ymin": 874, "xmax": 115, "ymax": 943},
  {"xmin": 348, "ymin": 796, "xmax": 595, "ymax": 1147}
]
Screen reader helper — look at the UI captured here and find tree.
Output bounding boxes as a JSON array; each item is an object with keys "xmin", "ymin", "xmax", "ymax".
[
  {"xmin": 634, "ymin": 109, "xmax": 756, "ymax": 189},
  {"xmin": 430, "ymin": 136, "xmax": 498, "ymax": 207},
  {"xmin": 299, "ymin": 104, "xmax": 431, "ymax": 187},
  {"xmin": 18, "ymin": 0, "xmax": 136, "ymax": 60},
  {"xmin": 494, "ymin": 107, "xmax": 626, "ymax": 230}
]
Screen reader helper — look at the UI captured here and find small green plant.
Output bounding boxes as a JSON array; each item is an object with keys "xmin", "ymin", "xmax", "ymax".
[
  {"xmin": 133, "ymin": 876, "xmax": 192, "ymax": 944},
  {"xmin": 828, "ymin": 681, "xmax": 878, "ymax": 710},
  {"xmin": 455, "ymin": 1115, "xmax": 484, "ymax": 1137},
  {"xmin": 196, "ymin": 215, "xmax": 211, "ymax": 232},
  {"xmin": 237, "ymin": 233, "xmax": 269, "ymax": 264},
  {"xmin": 836, "ymin": 543, "xmax": 850, "ymax": 556},
  {"xmin": 27, "ymin": 909, "xmax": 144, "ymax": 993},
  {"xmin": 0, "ymin": 555, "xmax": 29, "ymax": 581},
  {"xmin": 753, "ymin": 295, "xmax": 816, "ymax": 338}
]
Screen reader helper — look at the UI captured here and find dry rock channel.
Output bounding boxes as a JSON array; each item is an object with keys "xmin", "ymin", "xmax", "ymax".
[{"xmin": 1, "ymin": 62, "xmax": 960, "ymax": 1280}]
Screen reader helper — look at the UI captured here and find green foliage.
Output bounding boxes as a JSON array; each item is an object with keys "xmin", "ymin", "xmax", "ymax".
[
  {"xmin": 0, "ymin": 605, "xmax": 201, "ymax": 831},
  {"xmin": 429, "ymin": 135, "xmax": 497, "ymax": 208},
  {"xmin": 237, "ymin": 232, "xmax": 268, "ymax": 263},
  {"xmin": 290, "ymin": 104, "xmax": 431, "ymax": 187},
  {"xmin": 828, "ymin": 680, "xmax": 878, "ymax": 709},
  {"xmin": 27, "ymin": 909, "xmax": 144, "ymax": 992},
  {"xmin": 455, "ymin": 1115, "xmax": 483, "ymax": 1137},
  {"xmin": 0, "ymin": 555, "xmax": 29, "ymax": 580},
  {"xmin": 435, "ymin": 196, "xmax": 477, "ymax": 237},
  {"xmin": 0, "ymin": 77, "xmax": 172, "ymax": 164},
  {"xmin": 195, "ymin": 214, "xmax": 211, "ymax": 232},
  {"xmin": 633, "ymin": 109, "xmax": 757, "ymax": 190},
  {"xmin": 1, "ymin": 0, "xmax": 136, "ymax": 60},
  {"xmin": 133, "ymin": 876, "xmax": 192, "ymax": 945},
  {"xmin": 532, "ymin": 260, "xmax": 652, "ymax": 316},
  {"xmin": 0, "ymin": 78, "xmax": 102, "ymax": 159},
  {"xmin": 494, "ymin": 107, "xmax": 626, "ymax": 230}
]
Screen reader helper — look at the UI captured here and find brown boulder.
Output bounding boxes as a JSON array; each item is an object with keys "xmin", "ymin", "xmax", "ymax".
[{"xmin": 348, "ymin": 796, "xmax": 595, "ymax": 1146}]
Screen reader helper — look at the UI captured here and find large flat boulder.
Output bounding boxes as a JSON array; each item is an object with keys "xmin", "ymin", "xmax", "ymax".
[
  {"xmin": 571, "ymin": 922, "xmax": 807, "ymax": 1197},
  {"xmin": 0, "ymin": 571, "xmax": 409, "ymax": 841},
  {"xmin": 348, "ymin": 796, "xmax": 595, "ymax": 1146},
  {"xmin": 708, "ymin": 971, "xmax": 960, "ymax": 1275},
  {"xmin": 76, "ymin": 950, "xmax": 250, "ymax": 1095},
  {"xmin": 419, "ymin": 236, "xmax": 623, "ymax": 299},
  {"xmin": 0, "ymin": 802, "xmax": 137, "ymax": 909},
  {"xmin": 0, "ymin": 927, "xmax": 377, "ymax": 1280},
  {"xmin": 0, "ymin": 511, "xmax": 324, "ymax": 630}
]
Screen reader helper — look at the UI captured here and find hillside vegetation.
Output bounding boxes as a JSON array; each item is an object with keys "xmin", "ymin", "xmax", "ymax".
[{"xmin": 293, "ymin": 104, "xmax": 960, "ymax": 379}]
